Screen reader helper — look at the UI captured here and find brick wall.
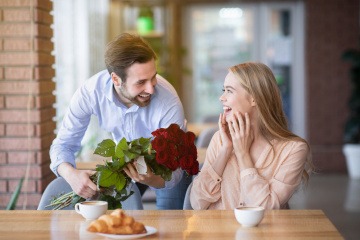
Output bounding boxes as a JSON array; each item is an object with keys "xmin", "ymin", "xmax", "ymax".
[
  {"xmin": 306, "ymin": 0, "xmax": 359, "ymax": 173},
  {"xmin": 0, "ymin": 0, "xmax": 56, "ymax": 209}
]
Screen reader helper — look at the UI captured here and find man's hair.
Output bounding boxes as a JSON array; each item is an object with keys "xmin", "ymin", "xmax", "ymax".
[{"xmin": 104, "ymin": 33, "xmax": 157, "ymax": 82}]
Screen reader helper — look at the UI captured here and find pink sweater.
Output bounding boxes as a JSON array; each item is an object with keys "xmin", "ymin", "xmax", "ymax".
[{"xmin": 190, "ymin": 131, "xmax": 309, "ymax": 210}]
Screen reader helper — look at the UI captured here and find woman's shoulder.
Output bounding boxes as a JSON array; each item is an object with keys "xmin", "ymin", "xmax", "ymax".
[{"xmin": 274, "ymin": 138, "xmax": 309, "ymax": 154}]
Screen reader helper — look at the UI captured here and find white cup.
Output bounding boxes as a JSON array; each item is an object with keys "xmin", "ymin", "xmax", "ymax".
[
  {"xmin": 234, "ymin": 206, "xmax": 265, "ymax": 227},
  {"xmin": 75, "ymin": 201, "xmax": 108, "ymax": 220}
]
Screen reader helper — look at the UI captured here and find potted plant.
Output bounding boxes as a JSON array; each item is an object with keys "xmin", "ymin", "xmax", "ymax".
[{"xmin": 342, "ymin": 46, "xmax": 360, "ymax": 179}]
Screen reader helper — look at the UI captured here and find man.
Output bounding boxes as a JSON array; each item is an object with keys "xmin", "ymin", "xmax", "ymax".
[{"xmin": 50, "ymin": 33, "xmax": 191, "ymax": 209}]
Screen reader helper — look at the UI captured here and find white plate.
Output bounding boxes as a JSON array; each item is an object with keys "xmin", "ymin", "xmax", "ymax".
[{"xmin": 94, "ymin": 226, "xmax": 157, "ymax": 239}]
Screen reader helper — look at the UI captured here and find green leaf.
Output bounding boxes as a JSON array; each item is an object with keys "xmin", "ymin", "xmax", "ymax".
[
  {"xmin": 112, "ymin": 156, "xmax": 126, "ymax": 169},
  {"xmin": 98, "ymin": 169, "xmax": 127, "ymax": 192},
  {"xmin": 6, "ymin": 177, "xmax": 24, "ymax": 210},
  {"xmin": 94, "ymin": 139, "xmax": 116, "ymax": 157},
  {"xmin": 123, "ymin": 150, "xmax": 139, "ymax": 162},
  {"xmin": 115, "ymin": 138, "xmax": 128, "ymax": 158},
  {"xmin": 98, "ymin": 194, "xmax": 122, "ymax": 210}
]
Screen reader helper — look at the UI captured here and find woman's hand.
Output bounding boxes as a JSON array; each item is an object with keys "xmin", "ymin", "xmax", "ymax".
[
  {"xmin": 218, "ymin": 113, "xmax": 232, "ymax": 151},
  {"xmin": 227, "ymin": 112, "xmax": 254, "ymax": 161}
]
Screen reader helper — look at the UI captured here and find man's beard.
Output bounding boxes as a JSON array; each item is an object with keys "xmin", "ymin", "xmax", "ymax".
[{"xmin": 119, "ymin": 85, "xmax": 151, "ymax": 107}]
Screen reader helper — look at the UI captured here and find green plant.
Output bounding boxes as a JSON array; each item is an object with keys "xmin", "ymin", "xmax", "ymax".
[
  {"xmin": 343, "ymin": 46, "xmax": 360, "ymax": 143},
  {"xmin": 6, "ymin": 177, "xmax": 24, "ymax": 210}
]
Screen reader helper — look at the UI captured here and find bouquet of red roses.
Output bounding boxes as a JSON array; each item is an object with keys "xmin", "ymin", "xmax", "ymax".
[{"xmin": 47, "ymin": 124, "xmax": 199, "ymax": 210}]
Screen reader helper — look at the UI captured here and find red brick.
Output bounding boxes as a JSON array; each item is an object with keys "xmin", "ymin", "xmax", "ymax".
[
  {"xmin": 35, "ymin": 8, "xmax": 53, "ymax": 25},
  {"xmin": 0, "ymin": 67, "xmax": 3, "ymax": 79},
  {"xmin": 0, "ymin": 52, "xmax": 55, "ymax": 66},
  {"xmin": 2, "ymin": 9, "xmax": 31, "ymax": 22},
  {"xmin": 36, "ymin": 148, "xmax": 51, "ymax": 164},
  {"xmin": 0, "ymin": 108, "xmax": 56, "ymax": 123},
  {"xmin": 0, "ymin": 23, "xmax": 33, "ymax": 37},
  {"xmin": 5, "ymin": 67, "xmax": 33, "ymax": 80},
  {"xmin": 0, "ymin": 162, "xmax": 51, "ymax": 178},
  {"xmin": 34, "ymin": 38, "xmax": 53, "ymax": 52},
  {"xmin": 0, "ymin": 0, "xmax": 52, "ymax": 10},
  {"xmin": 34, "ymin": 67, "xmax": 55, "ymax": 80},
  {"xmin": 35, "ymin": 120, "xmax": 56, "ymax": 136},
  {"xmin": 0, "ymin": 180, "xmax": 7, "ymax": 192},
  {"xmin": 0, "ymin": 123, "xmax": 4, "ymax": 136},
  {"xmin": 0, "ymin": 81, "xmax": 55, "ymax": 95},
  {"xmin": 5, "ymin": 95, "xmax": 35, "ymax": 109},
  {"xmin": 8, "ymin": 151, "xmax": 37, "ymax": 164},
  {"xmin": 0, "ymin": 96, "xmax": 4, "ymax": 108},
  {"xmin": 37, "ymin": 24, "xmax": 53, "ymax": 38},
  {"xmin": 6, "ymin": 123, "xmax": 35, "ymax": 136},
  {"xmin": 0, "ymin": 152, "xmax": 6, "ymax": 164},
  {"xmin": 3, "ymin": 38, "xmax": 32, "ymax": 51},
  {"xmin": 35, "ymin": 94, "xmax": 55, "ymax": 108},
  {"xmin": 0, "ymin": 193, "xmax": 42, "ymax": 210},
  {"xmin": 0, "ymin": 52, "xmax": 32, "ymax": 65},
  {"xmin": 0, "ymin": 134, "xmax": 54, "ymax": 150},
  {"xmin": 9, "ymin": 179, "xmax": 36, "ymax": 193},
  {"xmin": 0, "ymin": 9, "xmax": 3, "ymax": 22}
]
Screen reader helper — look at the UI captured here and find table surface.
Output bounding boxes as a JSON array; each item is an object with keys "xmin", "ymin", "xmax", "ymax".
[
  {"xmin": 76, "ymin": 148, "xmax": 207, "ymax": 170},
  {"xmin": 187, "ymin": 122, "xmax": 218, "ymax": 137},
  {"xmin": 0, "ymin": 210, "xmax": 343, "ymax": 240}
]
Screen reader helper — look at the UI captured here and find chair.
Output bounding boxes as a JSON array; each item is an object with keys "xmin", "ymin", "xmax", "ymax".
[
  {"xmin": 37, "ymin": 177, "xmax": 143, "ymax": 210},
  {"xmin": 196, "ymin": 126, "xmax": 218, "ymax": 148},
  {"xmin": 183, "ymin": 182, "xmax": 193, "ymax": 210}
]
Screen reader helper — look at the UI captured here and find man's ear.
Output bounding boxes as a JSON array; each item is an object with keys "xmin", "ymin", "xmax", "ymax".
[{"xmin": 111, "ymin": 72, "xmax": 121, "ymax": 86}]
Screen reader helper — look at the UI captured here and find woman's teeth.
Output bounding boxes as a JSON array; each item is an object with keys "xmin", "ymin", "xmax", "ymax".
[{"xmin": 223, "ymin": 106, "xmax": 232, "ymax": 112}]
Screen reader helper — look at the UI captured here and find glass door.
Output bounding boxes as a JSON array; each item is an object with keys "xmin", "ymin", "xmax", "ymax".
[{"xmin": 182, "ymin": 1, "xmax": 305, "ymax": 138}]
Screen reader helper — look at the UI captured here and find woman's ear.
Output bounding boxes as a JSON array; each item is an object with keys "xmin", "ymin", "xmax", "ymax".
[
  {"xmin": 251, "ymin": 97, "xmax": 257, "ymax": 106},
  {"xmin": 111, "ymin": 72, "xmax": 121, "ymax": 86}
]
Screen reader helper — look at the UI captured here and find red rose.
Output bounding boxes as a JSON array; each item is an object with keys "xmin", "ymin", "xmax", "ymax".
[
  {"xmin": 163, "ymin": 157, "xmax": 179, "ymax": 171},
  {"xmin": 187, "ymin": 161, "xmax": 199, "ymax": 175},
  {"xmin": 152, "ymin": 128, "xmax": 168, "ymax": 138},
  {"xmin": 185, "ymin": 131, "xmax": 196, "ymax": 146},
  {"xmin": 179, "ymin": 155, "xmax": 195, "ymax": 170},
  {"xmin": 151, "ymin": 136, "xmax": 167, "ymax": 151},
  {"xmin": 155, "ymin": 150, "xmax": 169, "ymax": 164}
]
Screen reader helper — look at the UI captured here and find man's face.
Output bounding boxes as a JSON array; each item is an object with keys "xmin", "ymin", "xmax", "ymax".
[{"xmin": 112, "ymin": 59, "xmax": 157, "ymax": 108}]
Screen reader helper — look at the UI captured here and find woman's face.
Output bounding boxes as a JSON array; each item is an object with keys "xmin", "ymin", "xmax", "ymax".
[{"xmin": 219, "ymin": 71, "xmax": 255, "ymax": 120}]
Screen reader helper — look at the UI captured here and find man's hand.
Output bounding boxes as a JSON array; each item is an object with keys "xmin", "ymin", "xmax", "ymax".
[
  {"xmin": 123, "ymin": 162, "xmax": 165, "ymax": 189},
  {"xmin": 57, "ymin": 163, "xmax": 97, "ymax": 199}
]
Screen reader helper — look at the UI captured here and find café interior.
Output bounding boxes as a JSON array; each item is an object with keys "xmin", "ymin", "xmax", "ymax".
[{"xmin": 0, "ymin": 0, "xmax": 359, "ymax": 239}]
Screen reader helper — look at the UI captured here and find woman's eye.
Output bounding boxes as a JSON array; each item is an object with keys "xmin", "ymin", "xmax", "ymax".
[{"xmin": 222, "ymin": 88, "xmax": 225, "ymax": 92}]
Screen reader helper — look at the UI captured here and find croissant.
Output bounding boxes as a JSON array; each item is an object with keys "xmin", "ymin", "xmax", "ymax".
[{"xmin": 87, "ymin": 209, "xmax": 146, "ymax": 235}]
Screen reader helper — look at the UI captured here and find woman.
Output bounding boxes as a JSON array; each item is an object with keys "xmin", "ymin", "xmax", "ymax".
[{"xmin": 190, "ymin": 62, "xmax": 312, "ymax": 210}]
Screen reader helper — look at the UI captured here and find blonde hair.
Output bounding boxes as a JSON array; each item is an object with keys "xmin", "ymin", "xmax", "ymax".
[{"xmin": 229, "ymin": 62, "xmax": 313, "ymax": 183}]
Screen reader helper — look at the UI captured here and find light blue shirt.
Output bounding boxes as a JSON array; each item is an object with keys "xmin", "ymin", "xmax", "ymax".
[{"xmin": 50, "ymin": 70, "xmax": 186, "ymax": 189}]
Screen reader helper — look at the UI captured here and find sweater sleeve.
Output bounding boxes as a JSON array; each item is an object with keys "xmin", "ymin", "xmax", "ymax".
[
  {"xmin": 240, "ymin": 141, "xmax": 309, "ymax": 209},
  {"xmin": 190, "ymin": 132, "xmax": 223, "ymax": 209}
]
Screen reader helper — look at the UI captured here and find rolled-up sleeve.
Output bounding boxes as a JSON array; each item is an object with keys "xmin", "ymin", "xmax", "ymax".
[
  {"xmin": 190, "ymin": 134, "xmax": 223, "ymax": 209},
  {"xmin": 240, "ymin": 142, "xmax": 308, "ymax": 209}
]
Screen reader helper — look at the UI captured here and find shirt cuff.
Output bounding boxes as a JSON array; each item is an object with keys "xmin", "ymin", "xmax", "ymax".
[
  {"xmin": 240, "ymin": 168, "xmax": 258, "ymax": 178},
  {"xmin": 207, "ymin": 164, "xmax": 222, "ymax": 183}
]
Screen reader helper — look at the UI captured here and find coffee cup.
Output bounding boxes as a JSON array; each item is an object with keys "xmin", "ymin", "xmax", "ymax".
[
  {"xmin": 75, "ymin": 201, "xmax": 108, "ymax": 220},
  {"xmin": 234, "ymin": 206, "xmax": 265, "ymax": 227}
]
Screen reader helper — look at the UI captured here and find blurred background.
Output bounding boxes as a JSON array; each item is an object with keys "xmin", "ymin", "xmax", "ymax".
[{"xmin": 0, "ymin": 0, "xmax": 359, "ymax": 239}]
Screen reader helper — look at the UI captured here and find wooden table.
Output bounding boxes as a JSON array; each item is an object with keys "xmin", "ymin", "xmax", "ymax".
[
  {"xmin": 187, "ymin": 123, "xmax": 218, "ymax": 137},
  {"xmin": 76, "ymin": 148, "xmax": 207, "ymax": 170},
  {"xmin": 0, "ymin": 210, "xmax": 342, "ymax": 239}
]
